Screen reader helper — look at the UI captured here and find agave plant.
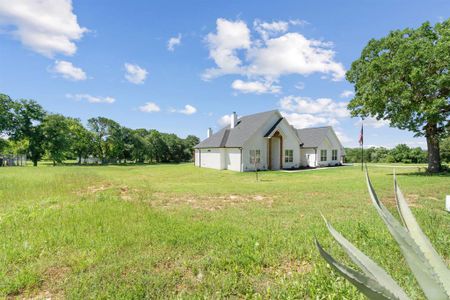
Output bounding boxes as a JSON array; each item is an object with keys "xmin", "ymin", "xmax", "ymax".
[{"xmin": 316, "ymin": 169, "xmax": 450, "ymax": 299}]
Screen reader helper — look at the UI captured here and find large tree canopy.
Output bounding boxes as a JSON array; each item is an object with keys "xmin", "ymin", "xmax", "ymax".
[{"xmin": 347, "ymin": 20, "xmax": 450, "ymax": 172}]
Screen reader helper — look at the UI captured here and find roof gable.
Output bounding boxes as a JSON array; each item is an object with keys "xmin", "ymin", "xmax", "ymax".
[
  {"xmin": 296, "ymin": 126, "xmax": 331, "ymax": 148},
  {"xmin": 195, "ymin": 110, "xmax": 278, "ymax": 148}
]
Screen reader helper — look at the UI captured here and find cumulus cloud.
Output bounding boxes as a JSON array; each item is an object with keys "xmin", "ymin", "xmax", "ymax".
[
  {"xmin": 254, "ymin": 20, "xmax": 289, "ymax": 40},
  {"xmin": 279, "ymin": 95, "xmax": 349, "ymax": 128},
  {"xmin": 0, "ymin": 0, "xmax": 87, "ymax": 57},
  {"xmin": 281, "ymin": 112, "xmax": 329, "ymax": 128},
  {"xmin": 355, "ymin": 117, "xmax": 390, "ymax": 128},
  {"xmin": 124, "ymin": 63, "xmax": 148, "ymax": 84},
  {"xmin": 218, "ymin": 113, "xmax": 240, "ymax": 127},
  {"xmin": 179, "ymin": 104, "xmax": 197, "ymax": 115},
  {"xmin": 340, "ymin": 90, "xmax": 354, "ymax": 98},
  {"xmin": 231, "ymin": 79, "xmax": 280, "ymax": 94},
  {"xmin": 334, "ymin": 129, "xmax": 353, "ymax": 144},
  {"xmin": 66, "ymin": 93, "xmax": 115, "ymax": 104},
  {"xmin": 139, "ymin": 102, "xmax": 160, "ymax": 113},
  {"xmin": 170, "ymin": 104, "xmax": 197, "ymax": 115},
  {"xmin": 279, "ymin": 96, "xmax": 349, "ymax": 117},
  {"xmin": 203, "ymin": 18, "xmax": 345, "ymax": 85},
  {"xmin": 50, "ymin": 60, "xmax": 86, "ymax": 81},
  {"xmin": 167, "ymin": 34, "xmax": 182, "ymax": 51},
  {"xmin": 202, "ymin": 18, "xmax": 251, "ymax": 80},
  {"xmin": 246, "ymin": 33, "xmax": 345, "ymax": 81}
]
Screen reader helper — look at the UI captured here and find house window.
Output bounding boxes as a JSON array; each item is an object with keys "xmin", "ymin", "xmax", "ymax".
[
  {"xmin": 250, "ymin": 150, "xmax": 261, "ymax": 164},
  {"xmin": 320, "ymin": 150, "xmax": 327, "ymax": 161},
  {"xmin": 332, "ymin": 149, "xmax": 338, "ymax": 160},
  {"xmin": 285, "ymin": 149, "xmax": 293, "ymax": 163}
]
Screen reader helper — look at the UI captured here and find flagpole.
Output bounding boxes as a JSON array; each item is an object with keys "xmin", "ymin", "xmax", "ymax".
[{"xmin": 361, "ymin": 120, "xmax": 364, "ymax": 171}]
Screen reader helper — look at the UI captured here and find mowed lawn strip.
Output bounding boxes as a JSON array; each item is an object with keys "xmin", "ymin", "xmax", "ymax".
[{"xmin": 0, "ymin": 164, "xmax": 448, "ymax": 298}]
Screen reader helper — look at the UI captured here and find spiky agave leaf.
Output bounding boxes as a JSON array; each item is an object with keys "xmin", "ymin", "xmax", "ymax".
[
  {"xmin": 365, "ymin": 170, "xmax": 449, "ymax": 300},
  {"xmin": 316, "ymin": 240, "xmax": 405, "ymax": 300},
  {"xmin": 320, "ymin": 215, "xmax": 410, "ymax": 300},
  {"xmin": 393, "ymin": 173, "xmax": 450, "ymax": 297}
]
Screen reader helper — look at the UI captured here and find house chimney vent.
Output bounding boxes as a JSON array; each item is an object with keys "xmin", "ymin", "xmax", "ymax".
[
  {"xmin": 207, "ymin": 128, "xmax": 213, "ymax": 138},
  {"xmin": 231, "ymin": 112, "xmax": 237, "ymax": 129}
]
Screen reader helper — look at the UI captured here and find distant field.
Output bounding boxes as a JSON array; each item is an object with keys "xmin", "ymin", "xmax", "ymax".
[{"xmin": 0, "ymin": 164, "xmax": 449, "ymax": 299}]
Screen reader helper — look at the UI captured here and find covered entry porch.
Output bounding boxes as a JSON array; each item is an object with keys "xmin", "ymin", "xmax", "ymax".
[{"xmin": 267, "ymin": 131, "xmax": 283, "ymax": 170}]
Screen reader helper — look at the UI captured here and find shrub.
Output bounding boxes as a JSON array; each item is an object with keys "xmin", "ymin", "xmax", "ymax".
[{"xmin": 316, "ymin": 169, "xmax": 450, "ymax": 299}]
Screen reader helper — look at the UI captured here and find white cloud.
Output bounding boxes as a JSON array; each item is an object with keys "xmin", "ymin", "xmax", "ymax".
[
  {"xmin": 279, "ymin": 95, "xmax": 349, "ymax": 118},
  {"xmin": 246, "ymin": 33, "xmax": 345, "ymax": 81},
  {"xmin": 66, "ymin": 93, "xmax": 115, "ymax": 104},
  {"xmin": 139, "ymin": 102, "xmax": 160, "ymax": 113},
  {"xmin": 254, "ymin": 20, "xmax": 289, "ymax": 40},
  {"xmin": 167, "ymin": 34, "xmax": 182, "ymax": 51},
  {"xmin": 170, "ymin": 104, "xmax": 197, "ymax": 115},
  {"xmin": 180, "ymin": 104, "xmax": 197, "ymax": 115},
  {"xmin": 281, "ymin": 112, "xmax": 329, "ymax": 128},
  {"xmin": 355, "ymin": 117, "xmax": 390, "ymax": 128},
  {"xmin": 0, "ymin": 0, "xmax": 87, "ymax": 57},
  {"xmin": 202, "ymin": 18, "xmax": 251, "ymax": 80},
  {"xmin": 218, "ymin": 113, "xmax": 240, "ymax": 127},
  {"xmin": 334, "ymin": 129, "xmax": 353, "ymax": 144},
  {"xmin": 231, "ymin": 79, "xmax": 280, "ymax": 94},
  {"xmin": 289, "ymin": 19, "xmax": 308, "ymax": 26},
  {"xmin": 279, "ymin": 95, "xmax": 349, "ymax": 129},
  {"xmin": 340, "ymin": 90, "xmax": 354, "ymax": 98},
  {"xmin": 203, "ymin": 18, "xmax": 346, "ymax": 84},
  {"xmin": 124, "ymin": 63, "xmax": 148, "ymax": 84},
  {"xmin": 51, "ymin": 60, "xmax": 86, "ymax": 81}
]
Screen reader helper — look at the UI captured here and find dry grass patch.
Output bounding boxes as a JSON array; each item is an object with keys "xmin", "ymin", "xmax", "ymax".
[
  {"xmin": 148, "ymin": 193, "xmax": 274, "ymax": 211},
  {"xmin": 75, "ymin": 182, "xmax": 113, "ymax": 196},
  {"xmin": 10, "ymin": 266, "xmax": 69, "ymax": 300},
  {"xmin": 383, "ymin": 193, "xmax": 423, "ymax": 208},
  {"xmin": 263, "ymin": 259, "xmax": 313, "ymax": 277}
]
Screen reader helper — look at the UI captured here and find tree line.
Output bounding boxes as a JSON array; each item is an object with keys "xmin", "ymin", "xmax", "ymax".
[
  {"xmin": 345, "ymin": 141, "xmax": 450, "ymax": 165},
  {"xmin": 0, "ymin": 93, "xmax": 200, "ymax": 166},
  {"xmin": 345, "ymin": 144, "xmax": 427, "ymax": 164}
]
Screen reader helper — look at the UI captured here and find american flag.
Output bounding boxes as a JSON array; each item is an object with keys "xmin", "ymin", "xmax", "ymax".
[{"xmin": 358, "ymin": 123, "xmax": 364, "ymax": 146}]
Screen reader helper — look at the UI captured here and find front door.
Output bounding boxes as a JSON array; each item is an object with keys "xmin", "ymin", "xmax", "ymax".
[
  {"xmin": 308, "ymin": 154, "xmax": 316, "ymax": 167},
  {"xmin": 270, "ymin": 137, "xmax": 282, "ymax": 170}
]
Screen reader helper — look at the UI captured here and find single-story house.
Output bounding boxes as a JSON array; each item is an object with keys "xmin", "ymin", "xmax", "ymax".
[{"xmin": 194, "ymin": 110, "xmax": 345, "ymax": 171}]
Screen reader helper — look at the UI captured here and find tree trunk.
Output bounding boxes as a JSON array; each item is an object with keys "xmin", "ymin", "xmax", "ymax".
[
  {"xmin": 78, "ymin": 154, "xmax": 82, "ymax": 165},
  {"xmin": 425, "ymin": 123, "xmax": 441, "ymax": 173},
  {"xmin": 33, "ymin": 159, "xmax": 38, "ymax": 167}
]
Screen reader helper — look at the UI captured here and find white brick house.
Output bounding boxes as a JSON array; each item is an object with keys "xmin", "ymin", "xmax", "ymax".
[{"xmin": 194, "ymin": 110, "xmax": 344, "ymax": 171}]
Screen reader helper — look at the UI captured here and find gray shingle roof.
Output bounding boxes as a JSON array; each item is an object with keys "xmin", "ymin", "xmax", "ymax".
[
  {"xmin": 194, "ymin": 110, "xmax": 278, "ymax": 148},
  {"xmin": 296, "ymin": 126, "xmax": 331, "ymax": 148}
]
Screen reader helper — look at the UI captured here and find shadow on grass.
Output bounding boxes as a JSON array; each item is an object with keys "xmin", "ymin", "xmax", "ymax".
[
  {"xmin": 388, "ymin": 170, "xmax": 450, "ymax": 177},
  {"xmin": 51, "ymin": 162, "xmax": 193, "ymax": 167}
]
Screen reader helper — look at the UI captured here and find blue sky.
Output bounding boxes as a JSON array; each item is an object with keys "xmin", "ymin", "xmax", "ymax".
[{"xmin": 1, "ymin": 0, "xmax": 449, "ymax": 148}]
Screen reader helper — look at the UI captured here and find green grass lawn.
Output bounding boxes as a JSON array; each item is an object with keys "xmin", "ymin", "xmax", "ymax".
[{"xmin": 0, "ymin": 164, "xmax": 449, "ymax": 299}]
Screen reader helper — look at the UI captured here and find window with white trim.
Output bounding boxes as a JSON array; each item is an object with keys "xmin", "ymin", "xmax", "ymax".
[
  {"xmin": 320, "ymin": 149, "xmax": 327, "ymax": 162},
  {"xmin": 332, "ymin": 149, "xmax": 338, "ymax": 160},
  {"xmin": 250, "ymin": 150, "xmax": 261, "ymax": 164},
  {"xmin": 284, "ymin": 149, "xmax": 293, "ymax": 163}
]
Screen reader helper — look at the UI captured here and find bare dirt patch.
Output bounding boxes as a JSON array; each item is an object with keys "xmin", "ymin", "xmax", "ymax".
[
  {"xmin": 11, "ymin": 266, "xmax": 69, "ymax": 300},
  {"xmin": 383, "ymin": 194, "xmax": 423, "ymax": 208},
  {"xmin": 264, "ymin": 259, "xmax": 313, "ymax": 277},
  {"xmin": 75, "ymin": 182, "xmax": 113, "ymax": 196},
  {"xmin": 75, "ymin": 183, "xmax": 143, "ymax": 202},
  {"xmin": 152, "ymin": 258, "xmax": 202, "ymax": 294},
  {"xmin": 149, "ymin": 193, "xmax": 274, "ymax": 211}
]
